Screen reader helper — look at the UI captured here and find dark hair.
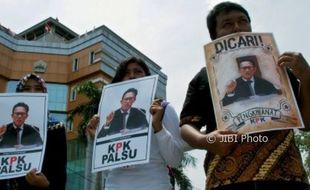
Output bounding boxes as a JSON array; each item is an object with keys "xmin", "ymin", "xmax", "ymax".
[
  {"xmin": 236, "ymin": 55, "xmax": 257, "ymax": 68},
  {"xmin": 122, "ymin": 88, "xmax": 138, "ymax": 99},
  {"xmin": 12, "ymin": 102, "xmax": 29, "ymax": 114},
  {"xmin": 207, "ymin": 1, "xmax": 251, "ymax": 40},
  {"xmin": 16, "ymin": 73, "xmax": 47, "ymax": 93},
  {"xmin": 111, "ymin": 56, "xmax": 151, "ymax": 83}
]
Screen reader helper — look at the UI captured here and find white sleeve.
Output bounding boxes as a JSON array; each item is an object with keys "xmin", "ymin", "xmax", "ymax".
[{"xmin": 154, "ymin": 104, "xmax": 187, "ymax": 167}]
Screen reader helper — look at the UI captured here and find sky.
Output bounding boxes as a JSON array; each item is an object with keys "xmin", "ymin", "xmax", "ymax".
[{"xmin": 1, "ymin": 0, "xmax": 309, "ymax": 189}]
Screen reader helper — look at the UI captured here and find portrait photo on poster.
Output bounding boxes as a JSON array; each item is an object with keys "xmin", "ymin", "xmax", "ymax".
[
  {"xmin": 0, "ymin": 93, "xmax": 48, "ymax": 180},
  {"xmin": 205, "ymin": 32, "xmax": 304, "ymax": 134},
  {"xmin": 92, "ymin": 75, "xmax": 158, "ymax": 172}
]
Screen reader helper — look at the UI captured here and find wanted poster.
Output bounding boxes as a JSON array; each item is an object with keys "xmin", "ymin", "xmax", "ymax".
[
  {"xmin": 0, "ymin": 93, "xmax": 48, "ymax": 179},
  {"xmin": 204, "ymin": 32, "xmax": 304, "ymax": 134},
  {"xmin": 92, "ymin": 75, "xmax": 158, "ymax": 172}
]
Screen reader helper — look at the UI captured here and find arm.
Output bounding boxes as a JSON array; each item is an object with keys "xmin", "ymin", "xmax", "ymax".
[
  {"xmin": 278, "ymin": 52, "xmax": 310, "ymax": 130},
  {"xmin": 180, "ymin": 68, "xmax": 238, "ymax": 156},
  {"xmin": 40, "ymin": 122, "xmax": 67, "ymax": 190},
  {"xmin": 0, "ymin": 125, "xmax": 6, "ymax": 142},
  {"xmin": 151, "ymin": 102, "xmax": 185, "ymax": 167},
  {"xmin": 222, "ymin": 80, "xmax": 238, "ymax": 106},
  {"xmin": 0, "ymin": 125, "xmax": 6, "ymax": 136},
  {"xmin": 181, "ymin": 124, "xmax": 238, "ymax": 156}
]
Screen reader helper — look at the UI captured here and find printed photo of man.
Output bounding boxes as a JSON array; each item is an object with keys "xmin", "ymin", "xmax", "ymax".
[
  {"xmin": 222, "ymin": 55, "xmax": 280, "ymax": 106},
  {"xmin": 0, "ymin": 102, "xmax": 43, "ymax": 148},
  {"xmin": 97, "ymin": 88, "xmax": 149, "ymax": 138}
]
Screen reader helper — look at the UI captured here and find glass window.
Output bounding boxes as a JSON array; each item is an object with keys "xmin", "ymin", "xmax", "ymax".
[
  {"xmin": 70, "ymin": 87, "xmax": 77, "ymax": 101},
  {"xmin": 47, "ymin": 84, "xmax": 68, "ymax": 112},
  {"xmin": 89, "ymin": 51, "xmax": 95, "ymax": 64},
  {"xmin": 49, "ymin": 112, "xmax": 67, "ymax": 125},
  {"xmin": 66, "ymin": 120, "xmax": 73, "ymax": 132},
  {"xmin": 6, "ymin": 81, "xmax": 68, "ymax": 112},
  {"xmin": 6, "ymin": 81, "xmax": 19, "ymax": 92},
  {"xmin": 72, "ymin": 58, "xmax": 79, "ymax": 72}
]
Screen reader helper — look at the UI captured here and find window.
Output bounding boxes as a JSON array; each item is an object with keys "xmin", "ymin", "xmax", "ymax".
[
  {"xmin": 70, "ymin": 87, "xmax": 77, "ymax": 101},
  {"xmin": 89, "ymin": 51, "xmax": 95, "ymax": 64},
  {"xmin": 7, "ymin": 81, "xmax": 68, "ymax": 112},
  {"xmin": 72, "ymin": 58, "xmax": 79, "ymax": 72},
  {"xmin": 47, "ymin": 84, "xmax": 68, "ymax": 111},
  {"xmin": 66, "ymin": 120, "xmax": 73, "ymax": 132}
]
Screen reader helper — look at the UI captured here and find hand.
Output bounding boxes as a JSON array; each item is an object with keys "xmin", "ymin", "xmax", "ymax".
[
  {"xmin": 0, "ymin": 125, "xmax": 7, "ymax": 136},
  {"xmin": 205, "ymin": 130, "xmax": 239, "ymax": 156},
  {"xmin": 278, "ymin": 52, "xmax": 310, "ymax": 81},
  {"xmin": 86, "ymin": 114, "xmax": 100, "ymax": 138},
  {"xmin": 25, "ymin": 169, "xmax": 49, "ymax": 188},
  {"xmin": 226, "ymin": 80, "xmax": 237, "ymax": 94},
  {"xmin": 149, "ymin": 99, "xmax": 164, "ymax": 133},
  {"xmin": 105, "ymin": 112, "xmax": 115, "ymax": 126}
]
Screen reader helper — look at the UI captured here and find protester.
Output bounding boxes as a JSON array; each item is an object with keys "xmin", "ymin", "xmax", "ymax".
[
  {"xmin": 86, "ymin": 56, "xmax": 185, "ymax": 190},
  {"xmin": 180, "ymin": 2, "xmax": 310, "ymax": 190},
  {"xmin": 0, "ymin": 73, "xmax": 67, "ymax": 190}
]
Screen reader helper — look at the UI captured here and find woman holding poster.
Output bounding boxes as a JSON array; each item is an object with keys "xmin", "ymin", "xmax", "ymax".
[
  {"xmin": 86, "ymin": 57, "xmax": 186, "ymax": 190},
  {"xmin": 0, "ymin": 73, "xmax": 67, "ymax": 190}
]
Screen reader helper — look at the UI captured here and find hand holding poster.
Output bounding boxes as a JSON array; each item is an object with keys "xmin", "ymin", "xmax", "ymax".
[
  {"xmin": 92, "ymin": 75, "xmax": 158, "ymax": 172},
  {"xmin": 0, "ymin": 93, "xmax": 48, "ymax": 180},
  {"xmin": 204, "ymin": 32, "xmax": 304, "ymax": 134}
]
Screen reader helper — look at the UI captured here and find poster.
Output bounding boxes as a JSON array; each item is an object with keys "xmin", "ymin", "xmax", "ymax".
[
  {"xmin": 204, "ymin": 32, "xmax": 304, "ymax": 134},
  {"xmin": 92, "ymin": 75, "xmax": 158, "ymax": 172},
  {"xmin": 0, "ymin": 93, "xmax": 48, "ymax": 179}
]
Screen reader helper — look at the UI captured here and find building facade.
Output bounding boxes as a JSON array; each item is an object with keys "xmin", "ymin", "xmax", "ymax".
[
  {"xmin": 0, "ymin": 17, "xmax": 167, "ymax": 189},
  {"xmin": 0, "ymin": 17, "xmax": 167, "ymax": 139}
]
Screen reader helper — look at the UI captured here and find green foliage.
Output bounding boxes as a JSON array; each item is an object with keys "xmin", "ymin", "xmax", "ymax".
[
  {"xmin": 67, "ymin": 81, "xmax": 101, "ymax": 142},
  {"xmin": 295, "ymin": 131, "xmax": 310, "ymax": 177},
  {"xmin": 170, "ymin": 152, "xmax": 197, "ymax": 190}
]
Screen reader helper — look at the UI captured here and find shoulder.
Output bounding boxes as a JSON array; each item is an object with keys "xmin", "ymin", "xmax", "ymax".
[
  {"xmin": 235, "ymin": 77, "xmax": 244, "ymax": 83},
  {"xmin": 163, "ymin": 103, "xmax": 178, "ymax": 118},
  {"xmin": 132, "ymin": 107, "xmax": 146, "ymax": 114},
  {"xmin": 254, "ymin": 76, "xmax": 272, "ymax": 84},
  {"xmin": 24, "ymin": 124, "xmax": 41, "ymax": 134},
  {"xmin": 189, "ymin": 67, "xmax": 209, "ymax": 87},
  {"xmin": 48, "ymin": 122, "xmax": 65, "ymax": 131},
  {"xmin": 29, "ymin": 124, "xmax": 41, "ymax": 132},
  {"xmin": 6, "ymin": 123, "xmax": 13, "ymax": 128},
  {"xmin": 114, "ymin": 109, "xmax": 122, "ymax": 114}
]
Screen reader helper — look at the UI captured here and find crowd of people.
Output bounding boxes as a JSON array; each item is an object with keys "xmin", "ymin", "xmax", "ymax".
[{"xmin": 0, "ymin": 1, "xmax": 309, "ymax": 190}]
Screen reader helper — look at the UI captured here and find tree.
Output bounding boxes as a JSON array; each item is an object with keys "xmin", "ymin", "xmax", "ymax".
[
  {"xmin": 295, "ymin": 131, "xmax": 310, "ymax": 177},
  {"xmin": 170, "ymin": 152, "xmax": 197, "ymax": 190},
  {"xmin": 67, "ymin": 81, "xmax": 101, "ymax": 142},
  {"xmin": 68, "ymin": 81, "xmax": 197, "ymax": 190}
]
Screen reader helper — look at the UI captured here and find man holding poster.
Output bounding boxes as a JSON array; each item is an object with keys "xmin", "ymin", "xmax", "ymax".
[
  {"xmin": 180, "ymin": 1, "xmax": 310, "ymax": 190},
  {"xmin": 97, "ymin": 88, "xmax": 148, "ymax": 138}
]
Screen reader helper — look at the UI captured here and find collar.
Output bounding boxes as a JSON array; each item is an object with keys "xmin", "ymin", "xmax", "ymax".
[
  {"xmin": 13, "ymin": 123, "xmax": 24, "ymax": 131},
  {"xmin": 242, "ymin": 76, "xmax": 255, "ymax": 82}
]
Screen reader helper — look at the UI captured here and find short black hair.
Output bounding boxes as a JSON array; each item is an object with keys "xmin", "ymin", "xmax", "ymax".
[
  {"xmin": 207, "ymin": 1, "xmax": 251, "ymax": 40},
  {"xmin": 122, "ymin": 88, "xmax": 138, "ymax": 100},
  {"xmin": 12, "ymin": 102, "xmax": 29, "ymax": 114},
  {"xmin": 236, "ymin": 55, "xmax": 257, "ymax": 68},
  {"xmin": 112, "ymin": 56, "xmax": 151, "ymax": 83}
]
